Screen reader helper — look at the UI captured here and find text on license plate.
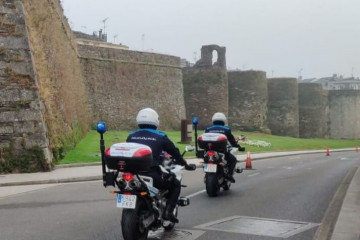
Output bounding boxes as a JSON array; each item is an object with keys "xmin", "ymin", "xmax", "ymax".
[
  {"xmin": 204, "ymin": 163, "xmax": 217, "ymax": 172},
  {"xmin": 117, "ymin": 194, "xmax": 137, "ymax": 209}
]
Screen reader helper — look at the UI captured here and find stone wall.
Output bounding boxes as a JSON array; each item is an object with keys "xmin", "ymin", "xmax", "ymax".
[
  {"xmin": 22, "ymin": 0, "xmax": 90, "ymax": 157},
  {"xmin": 329, "ymin": 90, "xmax": 360, "ymax": 139},
  {"xmin": 228, "ymin": 70, "xmax": 269, "ymax": 132},
  {"xmin": 298, "ymin": 83, "xmax": 329, "ymax": 138},
  {"xmin": 267, "ymin": 78, "xmax": 299, "ymax": 137},
  {"xmin": 0, "ymin": 0, "xmax": 51, "ymax": 165},
  {"xmin": 78, "ymin": 45, "xmax": 185, "ymax": 130},
  {"xmin": 183, "ymin": 45, "xmax": 228, "ymax": 129},
  {"xmin": 0, "ymin": 0, "xmax": 90, "ymax": 172}
]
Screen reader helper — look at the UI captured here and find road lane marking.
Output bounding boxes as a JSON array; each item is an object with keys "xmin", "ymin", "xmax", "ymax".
[
  {"xmin": 186, "ymin": 190, "xmax": 206, "ymax": 198},
  {"xmin": 248, "ymin": 173, "xmax": 260, "ymax": 177}
]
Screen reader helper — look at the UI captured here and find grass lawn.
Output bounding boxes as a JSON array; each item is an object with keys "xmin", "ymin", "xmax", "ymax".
[{"xmin": 58, "ymin": 130, "xmax": 360, "ymax": 165}]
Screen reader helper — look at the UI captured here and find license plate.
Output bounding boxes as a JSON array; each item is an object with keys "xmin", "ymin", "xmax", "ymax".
[
  {"xmin": 204, "ymin": 163, "xmax": 217, "ymax": 172},
  {"xmin": 117, "ymin": 194, "xmax": 137, "ymax": 209}
]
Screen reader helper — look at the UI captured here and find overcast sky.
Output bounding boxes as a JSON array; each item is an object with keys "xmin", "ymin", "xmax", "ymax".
[{"xmin": 61, "ymin": 0, "xmax": 360, "ymax": 79}]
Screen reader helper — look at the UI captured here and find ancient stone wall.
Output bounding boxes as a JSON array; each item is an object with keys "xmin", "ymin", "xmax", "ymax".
[
  {"xmin": 267, "ymin": 78, "xmax": 299, "ymax": 137},
  {"xmin": 183, "ymin": 45, "xmax": 228, "ymax": 129},
  {"xmin": 0, "ymin": 0, "xmax": 52, "ymax": 169},
  {"xmin": 228, "ymin": 70, "xmax": 269, "ymax": 132},
  {"xmin": 329, "ymin": 90, "xmax": 360, "ymax": 139},
  {"xmin": 298, "ymin": 83, "xmax": 329, "ymax": 138},
  {"xmin": 0, "ymin": 0, "xmax": 90, "ymax": 172},
  {"xmin": 78, "ymin": 45, "xmax": 185, "ymax": 130},
  {"xmin": 22, "ymin": 0, "xmax": 90, "ymax": 158}
]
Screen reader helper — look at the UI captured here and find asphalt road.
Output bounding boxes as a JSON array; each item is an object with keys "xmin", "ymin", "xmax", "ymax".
[{"xmin": 0, "ymin": 152, "xmax": 359, "ymax": 240}]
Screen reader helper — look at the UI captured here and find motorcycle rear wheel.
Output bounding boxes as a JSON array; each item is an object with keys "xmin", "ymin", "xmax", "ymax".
[
  {"xmin": 121, "ymin": 200, "xmax": 149, "ymax": 240},
  {"xmin": 205, "ymin": 173, "xmax": 220, "ymax": 197}
]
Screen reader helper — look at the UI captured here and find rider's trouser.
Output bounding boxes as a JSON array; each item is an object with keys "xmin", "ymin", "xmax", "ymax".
[
  {"xmin": 225, "ymin": 152, "xmax": 237, "ymax": 175},
  {"xmin": 145, "ymin": 166, "xmax": 181, "ymax": 206}
]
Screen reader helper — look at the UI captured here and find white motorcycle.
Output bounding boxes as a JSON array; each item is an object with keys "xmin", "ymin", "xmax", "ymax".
[{"xmin": 96, "ymin": 121, "xmax": 195, "ymax": 240}]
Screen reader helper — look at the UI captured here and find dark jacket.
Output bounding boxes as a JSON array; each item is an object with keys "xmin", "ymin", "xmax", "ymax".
[{"xmin": 126, "ymin": 127, "xmax": 187, "ymax": 167}]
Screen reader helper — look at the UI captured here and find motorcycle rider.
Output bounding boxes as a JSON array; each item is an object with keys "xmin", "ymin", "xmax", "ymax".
[
  {"xmin": 205, "ymin": 112, "xmax": 245, "ymax": 183},
  {"xmin": 126, "ymin": 108, "xmax": 196, "ymax": 223}
]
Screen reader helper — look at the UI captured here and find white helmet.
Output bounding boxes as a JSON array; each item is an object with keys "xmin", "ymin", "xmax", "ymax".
[
  {"xmin": 212, "ymin": 112, "xmax": 226, "ymax": 124},
  {"xmin": 136, "ymin": 108, "xmax": 159, "ymax": 128}
]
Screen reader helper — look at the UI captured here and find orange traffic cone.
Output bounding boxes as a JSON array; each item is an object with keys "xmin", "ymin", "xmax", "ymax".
[
  {"xmin": 245, "ymin": 151, "xmax": 253, "ymax": 169},
  {"xmin": 356, "ymin": 146, "xmax": 359, "ymax": 152},
  {"xmin": 326, "ymin": 147, "xmax": 330, "ymax": 156}
]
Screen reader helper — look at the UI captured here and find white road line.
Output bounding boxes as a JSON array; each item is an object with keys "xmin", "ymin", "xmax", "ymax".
[
  {"xmin": 248, "ymin": 173, "xmax": 260, "ymax": 177},
  {"xmin": 186, "ymin": 189, "xmax": 206, "ymax": 198}
]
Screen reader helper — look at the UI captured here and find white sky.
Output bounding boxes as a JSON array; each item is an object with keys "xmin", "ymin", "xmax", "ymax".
[{"xmin": 61, "ymin": 0, "xmax": 360, "ymax": 79}]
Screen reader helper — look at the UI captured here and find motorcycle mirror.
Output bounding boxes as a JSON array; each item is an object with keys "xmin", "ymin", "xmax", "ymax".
[
  {"xmin": 185, "ymin": 145, "xmax": 195, "ymax": 152},
  {"xmin": 96, "ymin": 121, "xmax": 107, "ymax": 134},
  {"xmin": 192, "ymin": 117, "xmax": 198, "ymax": 125}
]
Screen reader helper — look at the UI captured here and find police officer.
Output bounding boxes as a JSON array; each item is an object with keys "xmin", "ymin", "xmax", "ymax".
[
  {"xmin": 127, "ymin": 108, "xmax": 196, "ymax": 223},
  {"xmin": 205, "ymin": 112, "xmax": 245, "ymax": 183}
]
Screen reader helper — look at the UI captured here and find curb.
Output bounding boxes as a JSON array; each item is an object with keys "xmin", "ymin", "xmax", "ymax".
[{"xmin": 0, "ymin": 176, "xmax": 102, "ymax": 187}]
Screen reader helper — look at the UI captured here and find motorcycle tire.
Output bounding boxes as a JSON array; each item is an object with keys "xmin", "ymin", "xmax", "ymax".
[
  {"xmin": 205, "ymin": 173, "xmax": 220, "ymax": 197},
  {"xmin": 121, "ymin": 200, "xmax": 149, "ymax": 240},
  {"xmin": 163, "ymin": 206, "xmax": 178, "ymax": 231}
]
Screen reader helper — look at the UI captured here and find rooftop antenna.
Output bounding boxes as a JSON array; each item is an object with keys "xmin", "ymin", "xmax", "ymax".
[
  {"xmin": 113, "ymin": 34, "xmax": 118, "ymax": 43},
  {"xmin": 102, "ymin": 17, "xmax": 109, "ymax": 34},
  {"xmin": 298, "ymin": 68, "xmax": 303, "ymax": 80}
]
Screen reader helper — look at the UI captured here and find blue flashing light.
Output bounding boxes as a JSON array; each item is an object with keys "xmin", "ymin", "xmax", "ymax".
[
  {"xmin": 192, "ymin": 117, "xmax": 199, "ymax": 125},
  {"xmin": 97, "ymin": 121, "xmax": 107, "ymax": 134}
]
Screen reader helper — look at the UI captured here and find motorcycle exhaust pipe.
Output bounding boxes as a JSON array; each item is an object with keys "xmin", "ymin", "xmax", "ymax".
[
  {"xmin": 129, "ymin": 180, "xmax": 141, "ymax": 189},
  {"xmin": 118, "ymin": 179, "xmax": 127, "ymax": 190}
]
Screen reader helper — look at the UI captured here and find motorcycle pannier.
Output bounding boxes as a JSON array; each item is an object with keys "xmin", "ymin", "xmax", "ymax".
[
  {"xmin": 198, "ymin": 133, "xmax": 228, "ymax": 152},
  {"xmin": 104, "ymin": 142, "xmax": 152, "ymax": 173}
]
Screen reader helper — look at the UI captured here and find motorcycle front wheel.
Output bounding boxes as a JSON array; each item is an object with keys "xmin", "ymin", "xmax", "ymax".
[
  {"xmin": 121, "ymin": 200, "xmax": 149, "ymax": 240},
  {"xmin": 205, "ymin": 173, "xmax": 220, "ymax": 197}
]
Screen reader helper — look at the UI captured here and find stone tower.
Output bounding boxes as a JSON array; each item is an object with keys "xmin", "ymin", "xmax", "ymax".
[{"xmin": 182, "ymin": 45, "xmax": 228, "ymax": 129}]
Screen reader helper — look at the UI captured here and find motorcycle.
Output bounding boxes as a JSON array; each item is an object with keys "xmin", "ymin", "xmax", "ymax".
[
  {"xmin": 192, "ymin": 117, "xmax": 243, "ymax": 197},
  {"xmin": 96, "ymin": 121, "xmax": 196, "ymax": 240}
]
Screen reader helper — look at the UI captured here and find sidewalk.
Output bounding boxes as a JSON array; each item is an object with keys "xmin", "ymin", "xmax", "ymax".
[{"xmin": 0, "ymin": 149, "xmax": 359, "ymax": 239}]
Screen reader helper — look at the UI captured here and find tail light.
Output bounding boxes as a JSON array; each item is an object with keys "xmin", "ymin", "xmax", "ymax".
[
  {"xmin": 123, "ymin": 173, "xmax": 134, "ymax": 181},
  {"xmin": 207, "ymin": 151, "xmax": 215, "ymax": 157}
]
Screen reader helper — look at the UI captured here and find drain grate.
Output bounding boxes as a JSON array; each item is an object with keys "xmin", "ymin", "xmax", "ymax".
[
  {"xmin": 194, "ymin": 216, "xmax": 320, "ymax": 238},
  {"xmin": 148, "ymin": 229, "xmax": 205, "ymax": 240}
]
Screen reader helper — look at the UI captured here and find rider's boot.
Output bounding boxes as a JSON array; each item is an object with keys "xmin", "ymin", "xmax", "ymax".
[
  {"xmin": 226, "ymin": 174, "xmax": 236, "ymax": 183},
  {"xmin": 163, "ymin": 203, "xmax": 179, "ymax": 223}
]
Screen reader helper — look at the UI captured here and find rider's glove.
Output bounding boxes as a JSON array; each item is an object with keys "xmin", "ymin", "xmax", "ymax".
[
  {"xmin": 238, "ymin": 146, "xmax": 246, "ymax": 152},
  {"xmin": 185, "ymin": 163, "xmax": 196, "ymax": 171}
]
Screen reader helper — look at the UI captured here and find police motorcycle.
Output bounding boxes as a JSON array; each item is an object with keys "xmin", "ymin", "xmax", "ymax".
[
  {"xmin": 96, "ymin": 121, "xmax": 195, "ymax": 240},
  {"xmin": 192, "ymin": 117, "xmax": 243, "ymax": 197}
]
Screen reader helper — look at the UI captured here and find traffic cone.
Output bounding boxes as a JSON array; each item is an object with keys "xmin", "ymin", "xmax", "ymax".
[
  {"xmin": 245, "ymin": 151, "xmax": 253, "ymax": 169},
  {"xmin": 356, "ymin": 146, "xmax": 359, "ymax": 152},
  {"xmin": 326, "ymin": 147, "xmax": 330, "ymax": 156}
]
